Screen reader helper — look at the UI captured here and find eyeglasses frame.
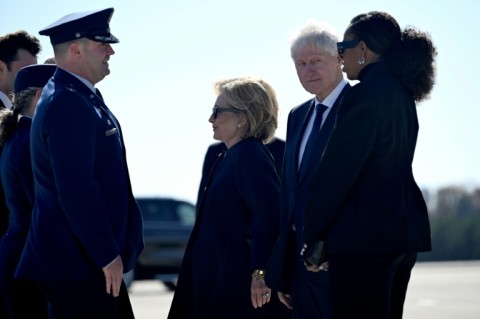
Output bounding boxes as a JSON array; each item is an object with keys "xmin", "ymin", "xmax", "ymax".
[
  {"xmin": 211, "ymin": 105, "xmax": 240, "ymax": 119},
  {"xmin": 337, "ymin": 39, "xmax": 360, "ymax": 58}
]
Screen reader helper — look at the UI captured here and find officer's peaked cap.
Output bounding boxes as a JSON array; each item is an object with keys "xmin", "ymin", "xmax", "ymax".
[
  {"xmin": 39, "ymin": 8, "xmax": 119, "ymax": 45},
  {"xmin": 14, "ymin": 64, "xmax": 57, "ymax": 93}
]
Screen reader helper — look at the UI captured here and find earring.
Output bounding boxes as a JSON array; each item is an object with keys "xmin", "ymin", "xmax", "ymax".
[
  {"xmin": 238, "ymin": 124, "xmax": 242, "ymax": 128},
  {"xmin": 357, "ymin": 57, "xmax": 365, "ymax": 65}
]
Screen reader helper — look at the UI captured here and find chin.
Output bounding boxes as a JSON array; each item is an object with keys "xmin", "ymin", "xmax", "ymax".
[{"xmin": 346, "ymin": 73, "xmax": 357, "ymax": 81}]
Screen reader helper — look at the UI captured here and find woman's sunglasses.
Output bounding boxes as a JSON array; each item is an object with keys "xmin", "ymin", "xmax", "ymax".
[
  {"xmin": 211, "ymin": 105, "xmax": 239, "ymax": 119},
  {"xmin": 337, "ymin": 39, "xmax": 360, "ymax": 58}
]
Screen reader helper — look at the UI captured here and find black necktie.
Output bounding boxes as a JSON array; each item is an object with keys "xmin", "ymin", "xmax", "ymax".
[
  {"xmin": 294, "ymin": 103, "xmax": 328, "ymax": 249},
  {"xmin": 299, "ymin": 104, "xmax": 328, "ymax": 172}
]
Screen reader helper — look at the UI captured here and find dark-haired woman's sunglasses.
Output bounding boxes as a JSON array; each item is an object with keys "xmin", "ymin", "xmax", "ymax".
[{"xmin": 337, "ymin": 39, "xmax": 360, "ymax": 58}]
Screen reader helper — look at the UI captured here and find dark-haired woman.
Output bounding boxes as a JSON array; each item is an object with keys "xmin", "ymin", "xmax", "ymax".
[{"xmin": 302, "ymin": 11, "xmax": 437, "ymax": 319}]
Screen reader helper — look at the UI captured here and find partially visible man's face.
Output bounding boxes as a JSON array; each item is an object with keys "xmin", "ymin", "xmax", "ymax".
[
  {"xmin": 1, "ymin": 48, "xmax": 37, "ymax": 95},
  {"xmin": 293, "ymin": 42, "xmax": 341, "ymax": 100},
  {"xmin": 78, "ymin": 39, "xmax": 115, "ymax": 84}
]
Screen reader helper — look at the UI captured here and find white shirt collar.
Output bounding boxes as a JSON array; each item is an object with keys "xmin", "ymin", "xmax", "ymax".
[
  {"xmin": 58, "ymin": 67, "xmax": 96, "ymax": 94},
  {"xmin": 0, "ymin": 91, "xmax": 12, "ymax": 109},
  {"xmin": 315, "ymin": 79, "xmax": 348, "ymax": 108}
]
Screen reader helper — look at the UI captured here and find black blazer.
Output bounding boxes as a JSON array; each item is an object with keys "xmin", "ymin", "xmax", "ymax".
[
  {"xmin": 196, "ymin": 137, "xmax": 285, "ymax": 207},
  {"xmin": 303, "ymin": 62, "xmax": 431, "ymax": 255},
  {"xmin": 0, "ymin": 148, "xmax": 8, "ymax": 236},
  {"xmin": 170, "ymin": 138, "xmax": 281, "ymax": 318},
  {"xmin": 0, "ymin": 99, "xmax": 9, "ymax": 236},
  {"xmin": 266, "ymin": 84, "xmax": 349, "ymax": 292}
]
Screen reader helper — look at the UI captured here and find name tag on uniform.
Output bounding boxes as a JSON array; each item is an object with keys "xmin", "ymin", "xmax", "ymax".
[{"xmin": 105, "ymin": 128, "xmax": 117, "ymax": 136}]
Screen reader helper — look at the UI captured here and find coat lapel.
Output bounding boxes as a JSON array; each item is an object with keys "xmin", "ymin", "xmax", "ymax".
[
  {"xmin": 284, "ymin": 99, "xmax": 315, "ymax": 185},
  {"xmin": 55, "ymin": 69, "xmax": 121, "ymax": 141},
  {"xmin": 297, "ymin": 85, "xmax": 350, "ymax": 184}
]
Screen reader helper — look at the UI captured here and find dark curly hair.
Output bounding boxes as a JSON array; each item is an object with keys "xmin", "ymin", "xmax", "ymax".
[
  {"xmin": 0, "ymin": 30, "xmax": 41, "ymax": 70},
  {"xmin": 347, "ymin": 11, "xmax": 437, "ymax": 102}
]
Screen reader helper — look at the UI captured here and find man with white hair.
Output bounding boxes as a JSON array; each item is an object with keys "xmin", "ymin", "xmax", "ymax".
[{"xmin": 266, "ymin": 20, "xmax": 349, "ymax": 319}]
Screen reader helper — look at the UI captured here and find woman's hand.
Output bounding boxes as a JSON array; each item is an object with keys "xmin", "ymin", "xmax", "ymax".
[
  {"xmin": 278, "ymin": 292, "xmax": 293, "ymax": 309},
  {"xmin": 305, "ymin": 261, "xmax": 329, "ymax": 273},
  {"xmin": 250, "ymin": 276, "xmax": 271, "ymax": 308},
  {"xmin": 102, "ymin": 255, "xmax": 123, "ymax": 297}
]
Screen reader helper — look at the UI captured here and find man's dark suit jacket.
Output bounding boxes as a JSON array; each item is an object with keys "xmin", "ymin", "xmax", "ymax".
[
  {"xmin": 0, "ymin": 99, "xmax": 6, "ymax": 319},
  {"xmin": 0, "ymin": 99, "xmax": 9, "ymax": 236},
  {"xmin": 266, "ymin": 84, "xmax": 349, "ymax": 293},
  {"xmin": 15, "ymin": 68, "xmax": 144, "ymax": 281},
  {"xmin": 303, "ymin": 61, "xmax": 431, "ymax": 256}
]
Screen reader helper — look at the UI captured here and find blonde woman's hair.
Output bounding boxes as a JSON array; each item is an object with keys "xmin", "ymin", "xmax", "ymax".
[{"xmin": 214, "ymin": 76, "xmax": 278, "ymax": 143}]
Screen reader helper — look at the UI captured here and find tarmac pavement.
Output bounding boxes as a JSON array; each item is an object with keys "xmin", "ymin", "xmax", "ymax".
[{"xmin": 129, "ymin": 260, "xmax": 480, "ymax": 319}]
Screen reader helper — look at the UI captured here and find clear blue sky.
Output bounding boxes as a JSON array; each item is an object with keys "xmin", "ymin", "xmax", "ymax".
[{"xmin": 2, "ymin": 0, "xmax": 479, "ymax": 204}]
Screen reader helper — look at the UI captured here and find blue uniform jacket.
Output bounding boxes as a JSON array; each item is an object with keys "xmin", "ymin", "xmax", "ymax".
[
  {"xmin": 16, "ymin": 68, "xmax": 144, "ymax": 281},
  {"xmin": 0, "ymin": 117, "xmax": 35, "ymax": 287}
]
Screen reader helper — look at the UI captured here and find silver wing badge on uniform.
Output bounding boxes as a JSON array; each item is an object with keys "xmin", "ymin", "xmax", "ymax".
[{"xmin": 105, "ymin": 128, "xmax": 117, "ymax": 136}]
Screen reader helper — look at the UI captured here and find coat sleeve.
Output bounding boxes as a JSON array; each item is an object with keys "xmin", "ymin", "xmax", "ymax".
[{"xmin": 234, "ymin": 141, "xmax": 280, "ymax": 270}]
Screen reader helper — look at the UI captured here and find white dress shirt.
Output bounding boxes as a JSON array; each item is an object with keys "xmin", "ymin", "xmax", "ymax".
[
  {"xmin": 298, "ymin": 80, "xmax": 347, "ymax": 167},
  {"xmin": 0, "ymin": 91, "xmax": 13, "ymax": 109}
]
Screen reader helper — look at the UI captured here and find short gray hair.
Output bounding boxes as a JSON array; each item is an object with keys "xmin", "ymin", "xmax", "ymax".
[{"xmin": 290, "ymin": 20, "xmax": 339, "ymax": 59}]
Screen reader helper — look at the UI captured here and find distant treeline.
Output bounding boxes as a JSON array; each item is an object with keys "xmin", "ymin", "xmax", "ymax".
[{"xmin": 417, "ymin": 186, "xmax": 480, "ymax": 262}]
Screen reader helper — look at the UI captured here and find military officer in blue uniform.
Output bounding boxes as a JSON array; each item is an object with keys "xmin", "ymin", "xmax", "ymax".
[{"xmin": 15, "ymin": 8, "xmax": 144, "ymax": 319}]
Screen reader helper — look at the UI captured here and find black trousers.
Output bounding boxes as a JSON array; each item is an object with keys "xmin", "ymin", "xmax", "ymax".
[
  {"xmin": 291, "ymin": 255, "xmax": 332, "ymax": 319},
  {"xmin": 0, "ymin": 295, "xmax": 9, "ymax": 318},
  {"xmin": 39, "ymin": 279, "xmax": 134, "ymax": 319},
  {"xmin": 3, "ymin": 279, "xmax": 48, "ymax": 318},
  {"xmin": 329, "ymin": 252, "xmax": 417, "ymax": 319}
]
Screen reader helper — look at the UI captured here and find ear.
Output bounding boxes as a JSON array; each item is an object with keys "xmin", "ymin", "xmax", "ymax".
[
  {"xmin": 238, "ymin": 112, "xmax": 248, "ymax": 127},
  {"xmin": 70, "ymin": 42, "xmax": 81, "ymax": 56},
  {"xmin": 35, "ymin": 88, "xmax": 43, "ymax": 99},
  {"xmin": 25, "ymin": 88, "xmax": 44, "ymax": 116},
  {"xmin": 363, "ymin": 43, "xmax": 381, "ymax": 63},
  {"xmin": 359, "ymin": 40, "xmax": 368, "ymax": 54},
  {"xmin": 0, "ymin": 60, "xmax": 6, "ymax": 78}
]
